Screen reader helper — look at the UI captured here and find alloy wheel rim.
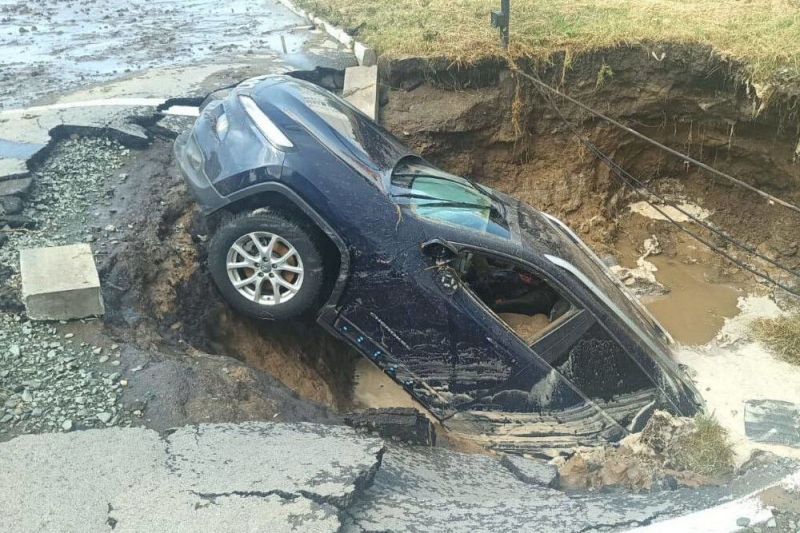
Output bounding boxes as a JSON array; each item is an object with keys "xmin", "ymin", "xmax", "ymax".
[{"xmin": 226, "ymin": 231, "xmax": 304, "ymax": 305}]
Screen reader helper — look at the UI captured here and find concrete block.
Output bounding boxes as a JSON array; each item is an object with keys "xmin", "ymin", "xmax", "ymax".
[
  {"xmin": 20, "ymin": 244, "xmax": 105, "ymax": 321},
  {"xmin": 343, "ymin": 65, "xmax": 378, "ymax": 120},
  {"xmin": 354, "ymin": 42, "xmax": 378, "ymax": 66}
]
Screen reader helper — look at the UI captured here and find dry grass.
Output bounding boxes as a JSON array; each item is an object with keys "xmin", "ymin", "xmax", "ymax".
[
  {"xmin": 752, "ymin": 315, "xmax": 800, "ymax": 364},
  {"xmin": 295, "ymin": 0, "xmax": 800, "ymax": 83},
  {"xmin": 672, "ymin": 414, "xmax": 735, "ymax": 477}
]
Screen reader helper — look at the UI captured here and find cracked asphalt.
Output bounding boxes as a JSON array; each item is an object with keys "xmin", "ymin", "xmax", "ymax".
[{"xmin": 0, "ymin": 422, "xmax": 383, "ymax": 532}]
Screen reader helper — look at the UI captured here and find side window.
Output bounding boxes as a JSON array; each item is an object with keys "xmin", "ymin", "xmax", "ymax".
[{"xmin": 455, "ymin": 251, "xmax": 580, "ymax": 344}]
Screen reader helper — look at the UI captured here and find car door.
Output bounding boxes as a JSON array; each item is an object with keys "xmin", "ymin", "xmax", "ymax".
[{"xmin": 440, "ymin": 247, "xmax": 658, "ymax": 446}]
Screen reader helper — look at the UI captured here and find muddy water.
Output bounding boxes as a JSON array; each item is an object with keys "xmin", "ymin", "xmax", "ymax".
[
  {"xmin": 352, "ymin": 359, "xmax": 426, "ymax": 411},
  {"xmin": 641, "ymin": 255, "xmax": 742, "ymax": 345}
]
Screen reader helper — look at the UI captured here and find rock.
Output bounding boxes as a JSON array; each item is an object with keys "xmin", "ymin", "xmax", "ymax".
[
  {"xmin": 0, "ymin": 196, "xmax": 23, "ymax": 214},
  {"xmin": 98, "ymin": 355, "xmax": 109, "ymax": 363},
  {"xmin": 345, "ymin": 407, "xmax": 435, "ymax": 446},
  {"xmin": 107, "ymin": 123, "xmax": 150, "ymax": 148},
  {"xmin": 737, "ymin": 517, "xmax": 751, "ymax": 527},
  {"xmin": 767, "ymin": 517, "xmax": 777, "ymax": 528},
  {"xmin": 96, "ymin": 412, "xmax": 112, "ymax": 423},
  {"xmin": 0, "ymin": 214, "xmax": 36, "ymax": 228},
  {"xmin": 354, "ymin": 41, "xmax": 377, "ymax": 66},
  {"xmin": 500, "ymin": 454, "xmax": 559, "ymax": 488},
  {"xmin": 62, "ymin": 419, "xmax": 73, "ymax": 431},
  {"xmin": 0, "ymin": 178, "xmax": 33, "ymax": 198},
  {"xmin": 9, "ymin": 345, "xmax": 20, "ymax": 357}
]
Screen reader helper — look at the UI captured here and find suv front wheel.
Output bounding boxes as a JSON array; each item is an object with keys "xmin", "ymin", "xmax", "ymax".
[{"xmin": 208, "ymin": 210, "xmax": 325, "ymax": 320}]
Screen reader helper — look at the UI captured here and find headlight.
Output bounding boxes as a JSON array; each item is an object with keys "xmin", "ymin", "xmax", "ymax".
[
  {"xmin": 215, "ymin": 113, "xmax": 229, "ymax": 140},
  {"xmin": 239, "ymin": 95, "xmax": 293, "ymax": 150}
]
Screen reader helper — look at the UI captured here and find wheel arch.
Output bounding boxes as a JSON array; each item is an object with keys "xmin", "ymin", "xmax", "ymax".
[{"xmin": 215, "ymin": 183, "xmax": 350, "ymax": 320}]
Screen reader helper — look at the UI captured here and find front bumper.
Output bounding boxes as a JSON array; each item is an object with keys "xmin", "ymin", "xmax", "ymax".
[{"xmin": 174, "ymin": 131, "xmax": 228, "ymax": 214}]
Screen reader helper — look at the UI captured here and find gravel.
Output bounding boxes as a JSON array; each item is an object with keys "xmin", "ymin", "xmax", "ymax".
[
  {"xmin": 0, "ymin": 137, "xmax": 132, "ymax": 438},
  {"xmin": 0, "ymin": 137, "xmax": 129, "ymax": 302},
  {"xmin": 0, "ymin": 314, "xmax": 130, "ymax": 436}
]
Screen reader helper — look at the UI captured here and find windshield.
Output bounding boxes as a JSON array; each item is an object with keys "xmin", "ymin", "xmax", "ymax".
[{"xmin": 391, "ymin": 161, "xmax": 510, "ymax": 238}]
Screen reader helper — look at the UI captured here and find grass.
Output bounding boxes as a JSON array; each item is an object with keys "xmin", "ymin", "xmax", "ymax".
[
  {"xmin": 294, "ymin": 0, "xmax": 800, "ymax": 84},
  {"xmin": 672, "ymin": 414, "xmax": 735, "ymax": 477},
  {"xmin": 752, "ymin": 315, "xmax": 800, "ymax": 364}
]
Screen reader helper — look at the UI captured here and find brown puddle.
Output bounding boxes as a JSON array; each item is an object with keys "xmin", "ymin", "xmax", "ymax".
[{"xmin": 641, "ymin": 255, "xmax": 742, "ymax": 345}]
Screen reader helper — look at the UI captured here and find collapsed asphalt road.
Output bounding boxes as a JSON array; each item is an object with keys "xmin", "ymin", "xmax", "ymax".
[
  {"xmin": 0, "ymin": 92, "xmax": 797, "ymax": 533},
  {"xmin": 1, "ymin": 421, "xmax": 798, "ymax": 532}
]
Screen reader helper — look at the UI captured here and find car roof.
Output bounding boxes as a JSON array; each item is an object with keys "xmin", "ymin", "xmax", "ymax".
[{"xmin": 245, "ymin": 75, "xmax": 415, "ymax": 187}]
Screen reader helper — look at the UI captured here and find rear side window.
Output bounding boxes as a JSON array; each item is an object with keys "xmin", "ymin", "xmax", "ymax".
[{"xmin": 391, "ymin": 161, "xmax": 511, "ymax": 238}]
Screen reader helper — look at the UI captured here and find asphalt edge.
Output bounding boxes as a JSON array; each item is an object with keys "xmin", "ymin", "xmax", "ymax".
[{"xmin": 274, "ymin": 0, "xmax": 377, "ymax": 67}]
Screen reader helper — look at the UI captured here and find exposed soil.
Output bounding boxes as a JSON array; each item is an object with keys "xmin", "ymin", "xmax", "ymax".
[{"xmin": 380, "ymin": 44, "xmax": 800, "ymax": 284}]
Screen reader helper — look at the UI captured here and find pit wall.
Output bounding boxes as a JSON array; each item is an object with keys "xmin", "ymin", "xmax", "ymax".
[{"xmin": 379, "ymin": 44, "xmax": 800, "ymax": 274}]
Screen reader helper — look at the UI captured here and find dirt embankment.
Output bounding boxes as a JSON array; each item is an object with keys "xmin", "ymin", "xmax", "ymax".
[
  {"xmin": 380, "ymin": 44, "xmax": 800, "ymax": 288},
  {"xmin": 99, "ymin": 139, "xmax": 358, "ymax": 420}
]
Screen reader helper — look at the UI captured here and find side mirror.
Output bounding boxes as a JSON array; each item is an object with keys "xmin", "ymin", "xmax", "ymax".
[{"xmin": 421, "ymin": 239, "xmax": 459, "ymax": 260}]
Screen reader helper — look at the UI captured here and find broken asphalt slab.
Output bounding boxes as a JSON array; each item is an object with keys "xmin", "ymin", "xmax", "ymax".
[
  {"xmin": 0, "ymin": 422, "xmax": 384, "ymax": 532},
  {"xmin": 343, "ymin": 445, "xmax": 800, "ymax": 532}
]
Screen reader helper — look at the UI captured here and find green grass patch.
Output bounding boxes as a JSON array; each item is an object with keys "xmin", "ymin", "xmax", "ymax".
[
  {"xmin": 294, "ymin": 0, "xmax": 800, "ymax": 83},
  {"xmin": 752, "ymin": 315, "xmax": 800, "ymax": 365},
  {"xmin": 672, "ymin": 414, "xmax": 735, "ymax": 477}
]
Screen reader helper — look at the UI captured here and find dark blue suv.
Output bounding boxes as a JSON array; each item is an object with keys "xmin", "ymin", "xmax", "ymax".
[{"xmin": 175, "ymin": 75, "xmax": 702, "ymax": 451}]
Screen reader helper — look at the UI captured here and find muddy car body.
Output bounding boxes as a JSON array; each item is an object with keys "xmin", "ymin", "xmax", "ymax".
[{"xmin": 175, "ymin": 75, "xmax": 703, "ymax": 450}]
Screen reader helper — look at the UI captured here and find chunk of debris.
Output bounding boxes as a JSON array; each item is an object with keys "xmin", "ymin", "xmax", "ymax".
[
  {"xmin": 500, "ymin": 454, "xmax": 559, "ymax": 488},
  {"xmin": 345, "ymin": 407, "xmax": 435, "ymax": 446},
  {"xmin": 558, "ymin": 411, "xmax": 734, "ymax": 492},
  {"xmin": 610, "ymin": 235, "xmax": 667, "ymax": 297},
  {"xmin": 744, "ymin": 399, "xmax": 800, "ymax": 447},
  {"xmin": 20, "ymin": 243, "xmax": 105, "ymax": 321}
]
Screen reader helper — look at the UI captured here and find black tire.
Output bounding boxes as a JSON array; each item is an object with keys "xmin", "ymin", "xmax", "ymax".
[{"xmin": 208, "ymin": 209, "xmax": 325, "ymax": 320}]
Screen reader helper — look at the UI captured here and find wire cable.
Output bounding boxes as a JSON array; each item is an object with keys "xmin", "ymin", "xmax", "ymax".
[
  {"xmin": 520, "ymin": 68, "xmax": 800, "ymax": 297},
  {"xmin": 509, "ymin": 65, "xmax": 800, "ymax": 216}
]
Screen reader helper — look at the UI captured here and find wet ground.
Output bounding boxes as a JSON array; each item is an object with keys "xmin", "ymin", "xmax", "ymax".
[{"xmin": 0, "ymin": 0, "xmax": 351, "ymax": 109}]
